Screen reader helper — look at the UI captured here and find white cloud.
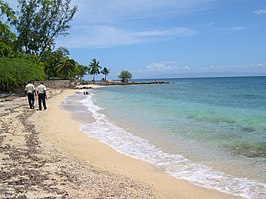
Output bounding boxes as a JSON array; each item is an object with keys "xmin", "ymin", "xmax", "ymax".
[
  {"xmin": 57, "ymin": 25, "xmax": 197, "ymax": 48},
  {"xmin": 133, "ymin": 63, "xmax": 266, "ymax": 78},
  {"xmin": 57, "ymin": 0, "xmax": 215, "ymax": 48},
  {"xmin": 254, "ymin": 9, "xmax": 266, "ymax": 16},
  {"xmin": 204, "ymin": 22, "xmax": 215, "ymax": 27},
  {"xmin": 146, "ymin": 63, "xmax": 177, "ymax": 72},
  {"xmin": 74, "ymin": 0, "xmax": 214, "ymax": 24},
  {"xmin": 145, "ymin": 62, "xmax": 190, "ymax": 72},
  {"xmin": 226, "ymin": 26, "xmax": 247, "ymax": 32},
  {"xmin": 205, "ymin": 64, "xmax": 266, "ymax": 72},
  {"xmin": 135, "ymin": 27, "xmax": 196, "ymax": 37},
  {"xmin": 10, "ymin": 0, "xmax": 214, "ymax": 48},
  {"xmin": 144, "ymin": 63, "xmax": 266, "ymax": 74},
  {"xmin": 256, "ymin": 63, "xmax": 266, "ymax": 67}
]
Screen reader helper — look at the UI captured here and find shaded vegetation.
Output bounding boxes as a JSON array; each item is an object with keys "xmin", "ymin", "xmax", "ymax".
[{"xmin": 0, "ymin": 57, "xmax": 45, "ymax": 92}]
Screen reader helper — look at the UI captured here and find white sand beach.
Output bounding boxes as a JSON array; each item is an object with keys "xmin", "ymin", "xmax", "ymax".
[{"xmin": 0, "ymin": 87, "xmax": 240, "ymax": 198}]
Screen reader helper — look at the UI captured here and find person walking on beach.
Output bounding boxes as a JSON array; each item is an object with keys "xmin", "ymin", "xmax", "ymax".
[
  {"xmin": 36, "ymin": 82, "xmax": 47, "ymax": 110},
  {"xmin": 25, "ymin": 81, "xmax": 36, "ymax": 109}
]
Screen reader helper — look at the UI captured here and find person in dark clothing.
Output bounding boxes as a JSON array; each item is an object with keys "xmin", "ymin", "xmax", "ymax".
[
  {"xmin": 36, "ymin": 82, "xmax": 47, "ymax": 110},
  {"xmin": 25, "ymin": 81, "xmax": 36, "ymax": 109}
]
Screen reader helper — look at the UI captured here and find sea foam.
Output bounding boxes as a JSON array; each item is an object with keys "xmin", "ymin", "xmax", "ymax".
[{"xmin": 76, "ymin": 94, "xmax": 266, "ymax": 199}]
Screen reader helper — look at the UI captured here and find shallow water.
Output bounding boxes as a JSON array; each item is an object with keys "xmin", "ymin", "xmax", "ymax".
[{"xmin": 62, "ymin": 77, "xmax": 266, "ymax": 199}]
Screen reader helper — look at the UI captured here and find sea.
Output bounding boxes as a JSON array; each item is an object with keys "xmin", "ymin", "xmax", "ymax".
[{"xmin": 61, "ymin": 76, "xmax": 266, "ymax": 199}]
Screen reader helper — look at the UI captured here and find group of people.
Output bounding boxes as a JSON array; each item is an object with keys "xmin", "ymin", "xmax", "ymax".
[{"xmin": 25, "ymin": 81, "xmax": 47, "ymax": 110}]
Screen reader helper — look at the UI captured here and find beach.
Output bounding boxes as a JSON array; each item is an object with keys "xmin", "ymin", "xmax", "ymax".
[{"xmin": 0, "ymin": 87, "xmax": 240, "ymax": 198}]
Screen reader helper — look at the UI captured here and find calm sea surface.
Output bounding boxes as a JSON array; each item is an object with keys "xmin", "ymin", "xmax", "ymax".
[{"xmin": 62, "ymin": 76, "xmax": 266, "ymax": 199}]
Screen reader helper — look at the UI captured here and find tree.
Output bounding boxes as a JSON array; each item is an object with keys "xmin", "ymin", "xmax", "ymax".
[
  {"xmin": 101, "ymin": 67, "xmax": 110, "ymax": 81},
  {"xmin": 56, "ymin": 46, "xmax": 70, "ymax": 57},
  {"xmin": 0, "ymin": 0, "xmax": 16, "ymax": 42},
  {"xmin": 15, "ymin": 0, "xmax": 78, "ymax": 55},
  {"xmin": 118, "ymin": 70, "xmax": 132, "ymax": 82},
  {"xmin": 76, "ymin": 64, "xmax": 88, "ymax": 81},
  {"xmin": 56, "ymin": 57, "xmax": 77, "ymax": 79},
  {"xmin": 39, "ymin": 50, "xmax": 60, "ymax": 78},
  {"xmin": 0, "ymin": 0, "xmax": 17, "ymax": 57},
  {"xmin": 39, "ymin": 47, "xmax": 70, "ymax": 79},
  {"xmin": 0, "ymin": 41, "xmax": 14, "ymax": 57},
  {"xmin": 0, "ymin": 23, "xmax": 16, "ymax": 44},
  {"xmin": 0, "ymin": 0, "xmax": 16, "ymax": 22},
  {"xmin": 88, "ymin": 58, "xmax": 101, "ymax": 83}
]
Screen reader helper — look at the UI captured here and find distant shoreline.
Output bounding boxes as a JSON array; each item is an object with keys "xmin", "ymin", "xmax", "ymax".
[{"xmin": 75, "ymin": 80, "xmax": 171, "ymax": 89}]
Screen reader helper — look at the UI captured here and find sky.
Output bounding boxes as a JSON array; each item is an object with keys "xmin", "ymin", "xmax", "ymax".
[{"xmin": 8, "ymin": 0, "xmax": 266, "ymax": 80}]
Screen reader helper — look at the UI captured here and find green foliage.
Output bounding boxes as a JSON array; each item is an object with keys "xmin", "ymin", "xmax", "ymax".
[
  {"xmin": 101, "ymin": 67, "xmax": 110, "ymax": 81},
  {"xmin": 40, "ymin": 49, "xmax": 63, "ymax": 78},
  {"xmin": 0, "ymin": 1, "xmax": 17, "ymax": 55},
  {"xmin": 76, "ymin": 64, "xmax": 88, "ymax": 80},
  {"xmin": 56, "ymin": 47, "xmax": 70, "ymax": 57},
  {"xmin": 0, "ymin": 23, "xmax": 16, "ymax": 43},
  {"xmin": 0, "ymin": 0, "xmax": 16, "ymax": 23},
  {"xmin": 118, "ymin": 70, "xmax": 132, "ymax": 82},
  {"xmin": 0, "ymin": 57, "xmax": 46, "ymax": 92},
  {"xmin": 0, "ymin": 41, "xmax": 14, "ymax": 57},
  {"xmin": 88, "ymin": 58, "xmax": 101, "ymax": 82},
  {"xmin": 15, "ymin": 0, "xmax": 78, "ymax": 55},
  {"xmin": 55, "ymin": 57, "xmax": 77, "ymax": 79},
  {"xmin": 39, "ymin": 47, "xmax": 73, "ymax": 79}
]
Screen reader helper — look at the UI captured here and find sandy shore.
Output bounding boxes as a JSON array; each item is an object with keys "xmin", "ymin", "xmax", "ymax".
[{"xmin": 0, "ymin": 88, "xmax": 240, "ymax": 198}]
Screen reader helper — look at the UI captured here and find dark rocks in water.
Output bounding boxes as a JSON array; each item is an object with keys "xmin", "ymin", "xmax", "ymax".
[
  {"xmin": 95, "ymin": 81, "xmax": 171, "ymax": 86},
  {"xmin": 241, "ymin": 127, "xmax": 256, "ymax": 132},
  {"xmin": 228, "ymin": 142, "xmax": 266, "ymax": 158}
]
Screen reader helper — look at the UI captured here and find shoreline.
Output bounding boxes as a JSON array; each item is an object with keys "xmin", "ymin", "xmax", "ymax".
[
  {"xmin": 36, "ymin": 88, "xmax": 239, "ymax": 198},
  {"xmin": 1, "ymin": 87, "xmax": 240, "ymax": 198}
]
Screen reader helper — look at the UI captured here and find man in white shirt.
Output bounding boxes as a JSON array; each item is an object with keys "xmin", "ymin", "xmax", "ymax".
[
  {"xmin": 25, "ymin": 81, "xmax": 36, "ymax": 109},
  {"xmin": 36, "ymin": 82, "xmax": 47, "ymax": 110}
]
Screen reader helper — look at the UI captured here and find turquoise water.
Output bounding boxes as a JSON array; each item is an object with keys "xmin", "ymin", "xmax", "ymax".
[{"xmin": 63, "ymin": 76, "xmax": 266, "ymax": 198}]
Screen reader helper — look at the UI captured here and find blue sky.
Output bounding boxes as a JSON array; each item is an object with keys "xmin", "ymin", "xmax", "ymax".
[{"xmin": 9, "ymin": 0, "xmax": 266, "ymax": 80}]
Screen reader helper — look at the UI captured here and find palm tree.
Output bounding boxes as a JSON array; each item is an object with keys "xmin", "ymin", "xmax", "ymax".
[
  {"xmin": 88, "ymin": 58, "xmax": 101, "ymax": 83},
  {"xmin": 56, "ymin": 58, "xmax": 77, "ymax": 79},
  {"xmin": 101, "ymin": 67, "xmax": 110, "ymax": 81},
  {"xmin": 118, "ymin": 70, "xmax": 132, "ymax": 82},
  {"xmin": 77, "ymin": 64, "xmax": 88, "ymax": 81}
]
